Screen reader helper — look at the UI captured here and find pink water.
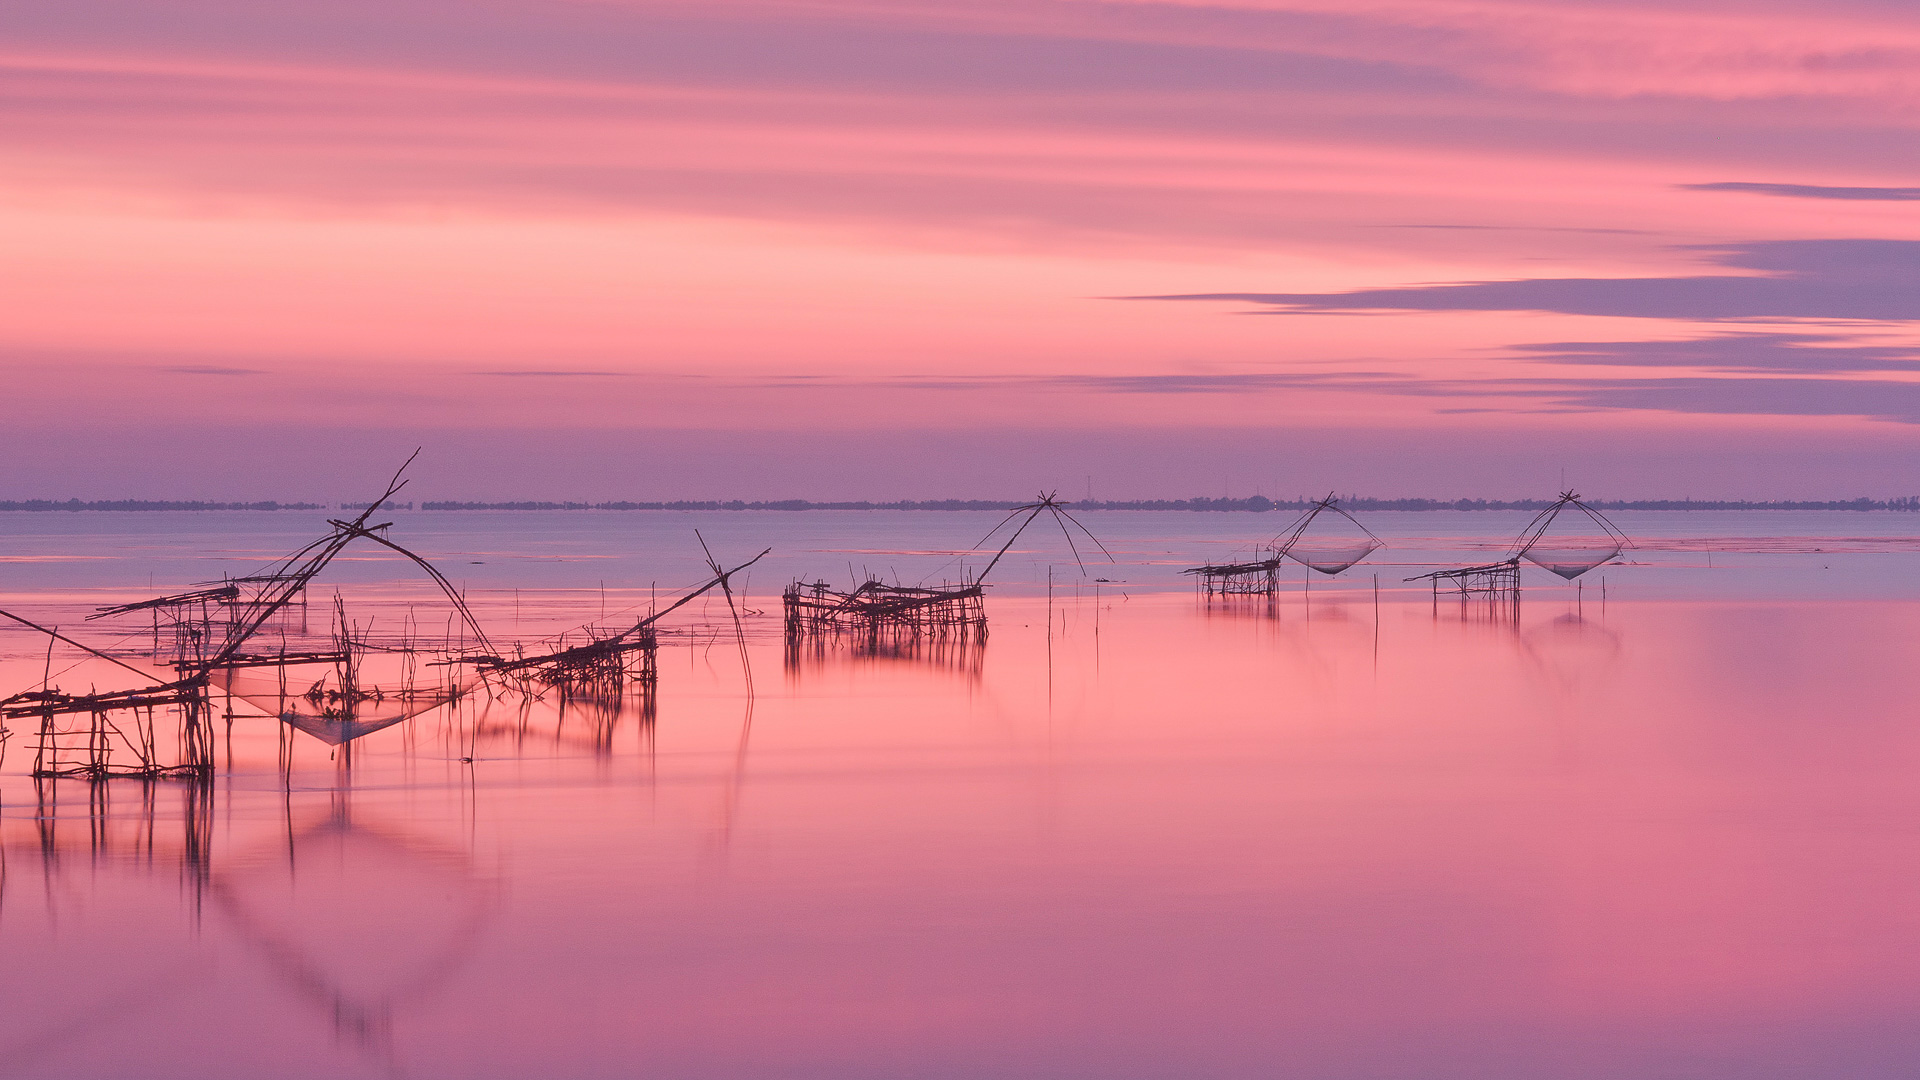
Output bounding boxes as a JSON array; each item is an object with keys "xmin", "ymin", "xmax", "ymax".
[{"xmin": 3, "ymin": 513, "xmax": 1920, "ymax": 1078}]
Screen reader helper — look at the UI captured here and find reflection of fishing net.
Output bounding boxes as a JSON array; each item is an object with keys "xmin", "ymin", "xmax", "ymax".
[
  {"xmin": 214, "ymin": 817, "xmax": 491, "ymax": 1049},
  {"xmin": 1273, "ymin": 497, "xmax": 1384, "ymax": 577},
  {"xmin": 1284, "ymin": 539, "xmax": 1384, "ymax": 575},
  {"xmin": 1520, "ymin": 544, "xmax": 1621, "ymax": 580}
]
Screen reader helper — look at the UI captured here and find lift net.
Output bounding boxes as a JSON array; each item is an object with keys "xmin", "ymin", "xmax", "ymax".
[
  {"xmin": 1274, "ymin": 497, "xmax": 1384, "ymax": 577},
  {"xmin": 1512, "ymin": 493, "xmax": 1629, "ymax": 581},
  {"xmin": 214, "ymin": 662, "xmax": 460, "ymax": 746},
  {"xmin": 1520, "ymin": 543, "xmax": 1622, "ymax": 580},
  {"xmin": 1283, "ymin": 539, "xmax": 1384, "ymax": 576}
]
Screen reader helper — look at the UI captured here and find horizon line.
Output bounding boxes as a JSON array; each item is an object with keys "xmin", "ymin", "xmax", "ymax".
[{"xmin": 3, "ymin": 496, "xmax": 1919, "ymax": 513}]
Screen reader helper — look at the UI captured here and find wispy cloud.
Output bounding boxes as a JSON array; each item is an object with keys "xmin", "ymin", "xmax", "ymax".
[
  {"xmin": 1049, "ymin": 370, "xmax": 1920, "ymax": 425},
  {"xmin": 473, "ymin": 370, "xmax": 637, "ymax": 378},
  {"xmin": 1510, "ymin": 332, "xmax": 1920, "ymax": 374},
  {"xmin": 164, "ymin": 365, "xmax": 265, "ymax": 375},
  {"xmin": 1131, "ymin": 240, "xmax": 1920, "ymax": 322},
  {"xmin": 744, "ymin": 368, "xmax": 1920, "ymax": 425},
  {"xmin": 1682, "ymin": 182, "xmax": 1920, "ymax": 201}
]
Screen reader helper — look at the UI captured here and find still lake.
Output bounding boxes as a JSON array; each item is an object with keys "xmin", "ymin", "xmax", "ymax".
[{"xmin": 3, "ymin": 509, "xmax": 1919, "ymax": 1079}]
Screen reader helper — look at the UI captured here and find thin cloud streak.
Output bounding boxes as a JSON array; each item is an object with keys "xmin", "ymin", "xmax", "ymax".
[
  {"xmin": 746, "ymin": 369, "xmax": 1920, "ymax": 425},
  {"xmin": 1683, "ymin": 181, "xmax": 1920, "ymax": 201},
  {"xmin": 475, "ymin": 370, "xmax": 639, "ymax": 378},
  {"xmin": 1510, "ymin": 332, "xmax": 1920, "ymax": 374},
  {"xmin": 1134, "ymin": 240, "xmax": 1920, "ymax": 322},
  {"xmin": 163, "ymin": 364, "xmax": 266, "ymax": 375}
]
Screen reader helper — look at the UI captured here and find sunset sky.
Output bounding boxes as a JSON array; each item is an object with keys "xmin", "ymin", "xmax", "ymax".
[{"xmin": 7, "ymin": 0, "xmax": 1920, "ymax": 500}]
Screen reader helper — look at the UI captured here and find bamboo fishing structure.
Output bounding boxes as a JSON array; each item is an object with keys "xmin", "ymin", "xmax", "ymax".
[
  {"xmin": 1405, "ymin": 491, "xmax": 1630, "ymax": 619},
  {"xmin": 1186, "ymin": 494, "xmax": 1382, "ymax": 597},
  {"xmin": 781, "ymin": 493, "xmax": 1110, "ymax": 646},
  {"xmin": 464, "ymin": 544, "xmax": 769, "ymax": 703},
  {"xmin": 1184, "ymin": 557, "xmax": 1282, "ymax": 598},
  {"xmin": 0, "ymin": 454, "xmax": 762, "ymax": 776}
]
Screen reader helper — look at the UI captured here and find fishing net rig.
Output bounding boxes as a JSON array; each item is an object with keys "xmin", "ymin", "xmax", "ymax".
[
  {"xmin": 463, "ymin": 539, "xmax": 769, "ymax": 703},
  {"xmin": 1404, "ymin": 490, "xmax": 1632, "ymax": 618},
  {"xmin": 1272, "ymin": 494, "xmax": 1385, "ymax": 576},
  {"xmin": 1508, "ymin": 490, "xmax": 1633, "ymax": 580},
  {"xmin": 1185, "ymin": 494, "xmax": 1382, "ymax": 596},
  {"xmin": 2, "ymin": 456, "xmax": 445, "ymax": 773},
  {"xmin": 784, "ymin": 492, "xmax": 1113, "ymax": 640}
]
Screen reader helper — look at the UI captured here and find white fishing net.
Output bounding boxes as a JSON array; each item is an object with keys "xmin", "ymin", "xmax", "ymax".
[
  {"xmin": 1512, "ymin": 494, "xmax": 1629, "ymax": 580},
  {"xmin": 1274, "ymin": 499, "xmax": 1384, "ymax": 576},
  {"xmin": 1283, "ymin": 538, "xmax": 1384, "ymax": 575},
  {"xmin": 213, "ymin": 664, "xmax": 457, "ymax": 746},
  {"xmin": 1520, "ymin": 544, "xmax": 1622, "ymax": 580}
]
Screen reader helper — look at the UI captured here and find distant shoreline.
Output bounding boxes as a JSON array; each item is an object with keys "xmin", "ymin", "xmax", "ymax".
[{"xmin": 3, "ymin": 497, "xmax": 1918, "ymax": 513}]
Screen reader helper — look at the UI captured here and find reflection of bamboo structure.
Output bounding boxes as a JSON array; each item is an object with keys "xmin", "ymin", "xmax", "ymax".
[
  {"xmin": 16, "ymin": 773, "xmax": 216, "ymax": 910},
  {"xmin": 210, "ymin": 785, "xmax": 493, "ymax": 1062},
  {"xmin": 783, "ymin": 614, "xmax": 987, "ymax": 679},
  {"xmin": 1, "ymin": 769, "xmax": 490, "ymax": 1074}
]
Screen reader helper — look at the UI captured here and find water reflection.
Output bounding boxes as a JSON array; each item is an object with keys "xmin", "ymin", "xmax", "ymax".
[
  {"xmin": 782, "ymin": 631, "xmax": 986, "ymax": 682},
  {"xmin": 1519, "ymin": 613, "xmax": 1624, "ymax": 695},
  {"xmin": 12, "ymin": 776, "xmax": 214, "ymax": 907},
  {"xmin": 462, "ymin": 689, "xmax": 656, "ymax": 760},
  {"xmin": 6, "ymin": 595, "xmax": 1920, "ymax": 1079},
  {"xmin": 213, "ymin": 777, "xmax": 492, "ymax": 1062},
  {"xmin": 1, "ymin": 769, "xmax": 493, "ymax": 1077}
]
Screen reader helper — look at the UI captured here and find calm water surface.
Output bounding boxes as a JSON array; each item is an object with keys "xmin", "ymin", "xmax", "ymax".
[{"xmin": 3, "ymin": 512, "xmax": 1920, "ymax": 1078}]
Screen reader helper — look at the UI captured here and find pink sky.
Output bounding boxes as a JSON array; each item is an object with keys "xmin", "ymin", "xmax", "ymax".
[{"xmin": 6, "ymin": 0, "xmax": 1920, "ymax": 499}]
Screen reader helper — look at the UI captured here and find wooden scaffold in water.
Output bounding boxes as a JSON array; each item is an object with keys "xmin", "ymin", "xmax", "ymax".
[
  {"xmin": 0, "ymin": 453, "xmax": 493, "ymax": 777},
  {"xmin": 1405, "ymin": 491, "xmax": 1630, "ymax": 620},
  {"xmin": 783, "ymin": 493, "xmax": 1111, "ymax": 645},
  {"xmin": 1185, "ymin": 494, "xmax": 1384, "ymax": 598}
]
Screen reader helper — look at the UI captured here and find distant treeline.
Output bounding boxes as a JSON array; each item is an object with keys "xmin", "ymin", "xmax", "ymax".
[
  {"xmin": 0, "ymin": 499, "xmax": 327, "ymax": 512},
  {"xmin": 416, "ymin": 495, "xmax": 1920, "ymax": 512},
  {"xmin": 6, "ymin": 496, "xmax": 1919, "ymax": 512}
]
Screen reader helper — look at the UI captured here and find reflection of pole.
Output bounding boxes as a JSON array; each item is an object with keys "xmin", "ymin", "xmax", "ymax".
[{"xmin": 330, "ymin": 754, "xmax": 352, "ymax": 828}]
